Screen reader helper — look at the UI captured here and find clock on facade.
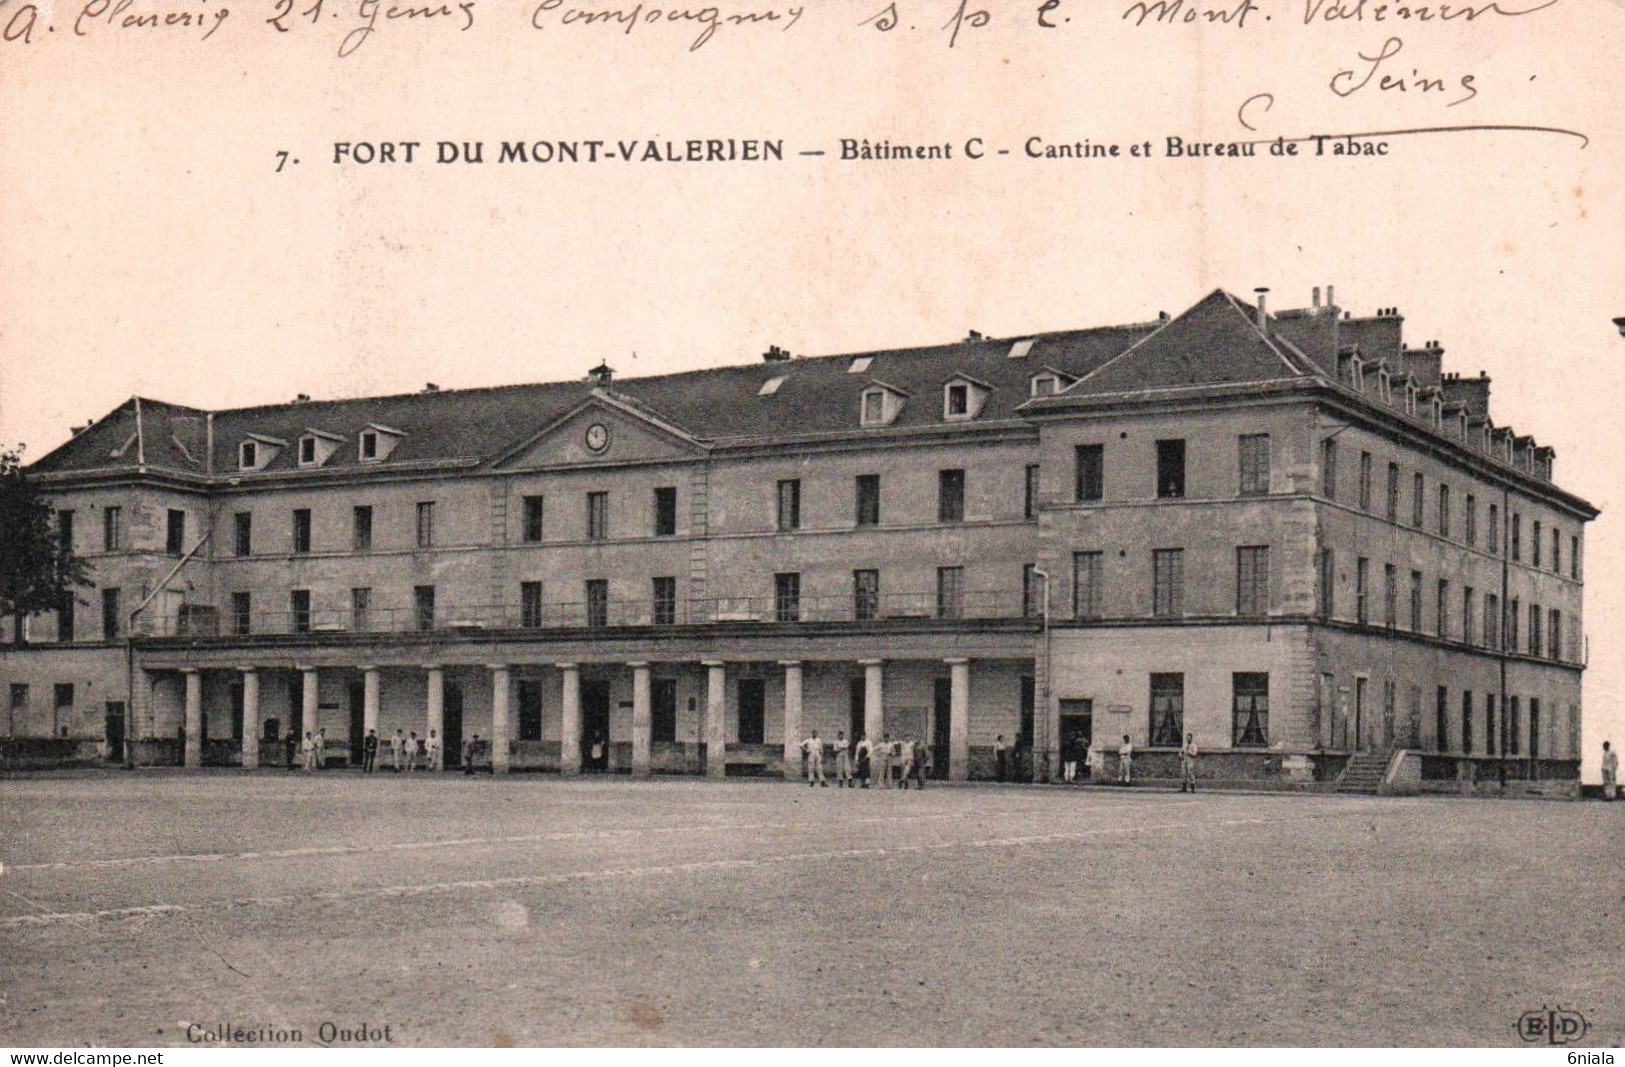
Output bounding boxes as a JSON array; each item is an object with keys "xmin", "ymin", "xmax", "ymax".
[{"xmin": 584, "ymin": 422, "xmax": 610, "ymax": 453}]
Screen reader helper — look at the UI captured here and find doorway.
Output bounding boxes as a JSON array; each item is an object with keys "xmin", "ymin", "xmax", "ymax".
[
  {"xmin": 104, "ymin": 702, "xmax": 125, "ymax": 762},
  {"xmin": 348, "ymin": 681, "xmax": 366, "ymax": 761},
  {"xmin": 443, "ymin": 682, "xmax": 464, "ymax": 768},
  {"xmin": 582, "ymin": 679, "xmax": 610, "ymax": 771},
  {"xmin": 1354, "ymin": 677, "xmax": 1368, "ymax": 752},
  {"xmin": 1059, "ymin": 699, "xmax": 1093, "ymax": 776},
  {"xmin": 738, "ymin": 678, "xmax": 765, "ymax": 745},
  {"xmin": 931, "ymin": 677, "xmax": 951, "ymax": 778},
  {"xmin": 849, "ymin": 677, "xmax": 865, "ymax": 743}
]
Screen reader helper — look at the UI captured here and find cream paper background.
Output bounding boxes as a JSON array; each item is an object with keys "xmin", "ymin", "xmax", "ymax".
[{"xmin": 0, "ymin": 0, "xmax": 1619, "ymax": 776}]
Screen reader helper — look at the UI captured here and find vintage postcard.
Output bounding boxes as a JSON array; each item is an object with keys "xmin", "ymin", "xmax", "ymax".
[{"xmin": 0, "ymin": 0, "xmax": 1620, "ymax": 1051}]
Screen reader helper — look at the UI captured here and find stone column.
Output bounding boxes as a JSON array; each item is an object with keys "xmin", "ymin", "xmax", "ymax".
[
  {"xmin": 703, "ymin": 660, "xmax": 727, "ymax": 778},
  {"xmin": 946, "ymin": 657, "xmax": 970, "ymax": 782},
  {"xmin": 182, "ymin": 669, "xmax": 202, "ymax": 768},
  {"xmin": 240, "ymin": 668, "xmax": 260, "ymax": 769},
  {"xmin": 779, "ymin": 660, "xmax": 803, "ymax": 778},
  {"xmin": 558, "ymin": 663, "xmax": 581, "ymax": 775},
  {"xmin": 629, "ymin": 662, "xmax": 652, "ymax": 778},
  {"xmin": 488, "ymin": 664, "xmax": 510, "ymax": 773},
  {"xmin": 424, "ymin": 665, "xmax": 444, "ymax": 769},
  {"xmin": 860, "ymin": 658, "xmax": 884, "ymax": 747},
  {"xmin": 299, "ymin": 665, "xmax": 319, "ymax": 741},
  {"xmin": 361, "ymin": 666, "xmax": 381, "ymax": 737}
]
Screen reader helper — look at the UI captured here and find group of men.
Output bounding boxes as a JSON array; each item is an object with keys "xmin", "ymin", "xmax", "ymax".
[{"xmin": 799, "ymin": 730, "xmax": 930, "ymax": 789}]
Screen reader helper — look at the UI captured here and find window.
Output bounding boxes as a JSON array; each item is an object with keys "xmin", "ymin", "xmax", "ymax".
[
  {"xmin": 774, "ymin": 572, "xmax": 801, "ymax": 622},
  {"xmin": 1412, "ymin": 472, "xmax": 1424, "ymax": 527},
  {"xmin": 103, "ymin": 506, "xmax": 122, "ymax": 551},
  {"xmin": 1358, "ymin": 452, "xmax": 1373, "ymax": 510},
  {"xmin": 1023, "ymin": 563, "xmax": 1041, "ymax": 617},
  {"xmin": 1072, "ymin": 551, "xmax": 1102, "ymax": 620},
  {"xmin": 1462, "ymin": 691, "xmax": 1474, "ymax": 754},
  {"xmin": 292, "ymin": 508, "xmax": 311, "ymax": 554},
  {"xmin": 586, "ymin": 492, "xmax": 608, "ymax": 541},
  {"xmin": 54, "ymin": 684, "xmax": 75, "ymax": 725},
  {"xmin": 1409, "ymin": 571, "xmax": 1422, "ymax": 632},
  {"xmin": 855, "ymin": 475, "xmax": 880, "ymax": 527},
  {"xmin": 1435, "ymin": 686, "xmax": 1448, "ymax": 753},
  {"xmin": 240, "ymin": 440, "xmax": 258, "ymax": 469},
  {"xmin": 1529, "ymin": 603, "xmax": 1542, "ymax": 657},
  {"xmin": 522, "ymin": 496, "xmax": 544, "ymax": 542},
  {"xmin": 1233, "ymin": 673, "xmax": 1269, "ymax": 747},
  {"xmin": 351, "ymin": 587, "xmax": 371, "ymax": 632},
  {"xmin": 1511, "ymin": 512, "xmax": 1521, "ymax": 560},
  {"xmin": 230, "ymin": 592, "xmax": 251, "ymax": 636},
  {"xmin": 1075, "ymin": 444, "xmax": 1104, "ymax": 502},
  {"xmin": 1436, "ymin": 579, "xmax": 1449, "ymax": 638},
  {"xmin": 1571, "ymin": 534, "xmax": 1580, "ymax": 579},
  {"xmin": 57, "ymin": 509, "xmax": 73, "ymax": 554},
  {"xmin": 1236, "ymin": 546, "xmax": 1269, "ymax": 617},
  {"xmin": 1485, "ymin": 593, "xmax": 1500, "ymax": 650},
  {"xmin": 1552, "ymin": 528, "xmax": 1561, "ymax": 574},
  {"xmin": 1355, "ymin": 557, "xmax": 1370, "ymax": 625},
  {"xmin": 299, "ymin": 436, "xmax": 317, "ymax": 465},
  {"xmin": 1150, "ymin": 673, "xmax": 1184, "ymax": 746},
  {"xmin": 1488, "ymin": 503, "xmax": 1500, "ymax": 554},
  {"xmin": 234, "ymin": 512, "xmax": 252, "ymax": 556},
  {"xmin": 57, "ymin": 590, "xmax": 73, "ymax": 642},
  {"xmin": 945, "ymin": 382, "xmax": 969, "ymax": 417},
  {"xmin": 1384, "ymin": 564, "xmax": 1397, "ymax": 628},
  {"xmin": 937, "ymin": 566, "xmax": 965, "ymax": 619},
  {"xmin": 1549, "ymin": 609, "xmax": 1562, "ymax": 661},
  {"xmin": 352, "ymin": 506, "xmax": 372, "ymax": 552},
  {"xmin": 1024, "ymin": 464, "xmax": 1040, "ymax": 520},
  {"xmin": 521, "ymin": 581, "xmax": 543, "ymax": 628},
  {"xmin": 1152, "ymin": 549, "xmax": 1184, "ymax": 617},
  {"xmin": 166, "ymin": 509, "xmax": 185, "ymax": 556},
  {"xmin": 1318, "ymin": 549, "xmax": 1335, "ymax": 619},
  {"xmin": 102, "ymin": 588, "xmax": 121, "ymax": 639},
  {"xmin": 1463, "ymin": 586, "xmax": 1475, "ymax": 645},
  {"xmin": 1238, "ymin": 434, "xmax": 1270, "ymax": 496},
  {"xmin": 1465, "ymin": 494, "xmax": 1477, "ymax": 546},
  {"xmin": 777, "ymin": 479, "xmax": 801, "ymax": 532},
  {"xmin": 585, "ymin": 580, "xmax": 608, "ymax": 628},
  {"xmin": 1530, "ymin": 697, "xmax": 1541, "ymax": 757},
  {"xmin": 1156, "ymin": 439, "xmax": 1186, "ymax": 499},
  {"xmin": 1507, "ymin": 597, "xmax": 1520, "ymax": 651},
  {"xmin": 413, "ymin": 585, "xmax": 435, "ymax": 631},
  {"xmin": 1385, "ymin": 462, "xmax": 1400, "ymax": 521},
  {"xmin": 853, "ymin": 569, "xmax": 880, "ymax": 621},
  {"xmin": 653, "ymin": 487, "xmax": 677, "ymax": 537},
  {"xmin": 652, "ymin": 577, "xmax": 676, "ymax": 625},
  {"xmin": 1486, "ymin": 693, "xmax": 1497, "ymax": 756},
  {"xmin": 1437, "ymin": 485, "xmax": 1450, "ymax": 538},
  {"xmin": 938, "ymin": 469, "xmax": 965, "ymax": 523},
  {"xmin": 1532, "ymin": 520, "xmax": 1542, "ymax": 567},
  {"xmin": 416, "ymin": 501, "xmax": 435, "ymax": 548},
  {"xmin": 861, "ymin": 389, "xmax": 885, "ymax": 426},
  {"xmin": 359, "ymin": 431, "xmax": 378, "ymax": 461},
  {"xmin": 1507, "ymin": 697, "xmax": 1520, "ymax": 756},
  {"xmin": 1321, "ymin": 439, "xmax": 1338, "ymax": 500},
  {"xmin": 652, "ymin": 678, "xmax": 677, "ymax": 744},
  {"xmin": 292, "ymin": 589, "xmax": 312, "ymax": 634}
]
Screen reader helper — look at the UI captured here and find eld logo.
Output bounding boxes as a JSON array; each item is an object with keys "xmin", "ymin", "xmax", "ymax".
[{"xmin": 1517, "ymin": 1006, "xmax": 1590, "ymax": 1045}]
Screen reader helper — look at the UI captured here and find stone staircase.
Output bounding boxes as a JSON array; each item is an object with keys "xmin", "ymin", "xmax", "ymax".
[{"xmin": 1337, "ymin": 752, "xmax": 1390, "ymax": 795}]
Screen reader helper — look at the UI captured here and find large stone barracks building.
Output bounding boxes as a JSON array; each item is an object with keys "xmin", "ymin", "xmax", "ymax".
[{"xmin": 0, "ymin": 288, "xmax": 1598, "ymax": 788}]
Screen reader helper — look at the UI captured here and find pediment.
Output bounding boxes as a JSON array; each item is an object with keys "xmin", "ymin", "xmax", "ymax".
[{"xmin": 491, "ymin": 391, "xmax": 705, "ymax": 469}]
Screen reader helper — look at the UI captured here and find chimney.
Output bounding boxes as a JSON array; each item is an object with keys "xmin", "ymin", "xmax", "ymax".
[
  {"xmin": 1253, "ymin": 287, "xmax": 1269, "ymax": 328},
  {"xmin": 762, "ymin": 344, "xmax": 792, "ymax": 363},
  {"xmin": 965, "ymin": 329, "xmax": 984, "ymax": 343},
  {"xmin": 1312, "ymin": 286, "xmax": 1321, "ymax": 310},
  {"xmin": 293, "ymin": 393, "xmax": 311, "ymax": 403},
  {"xmin": 588, "ymin": 361, "xmax": 614, "ymax": 385},
  {"xmin": 422, "ymin": 382, "xmax": 440, "ymax": 393},
  {"xmin": 1326, "ymin": 285, "xmax": 1335, "ymax": 311}
]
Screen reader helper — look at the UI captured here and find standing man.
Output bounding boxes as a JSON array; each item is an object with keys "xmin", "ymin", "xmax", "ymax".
[
  {"xmin": 301, "ymin": 730, "xmax": 316, "ymax": 772},
  {"xmin": 802, "ymin": 730, "xmax": 827, "ymax": 787},
  {"xmin": 362, "ymin": 728, "xmax": 378, "ymax": 773},
  {"xmin": 404, "ymin": 731, "xmax": 419, "ymax": 772},
  {"xmin": 1062, "ymin": 736, "xmax": 1078, "ymax": 784},
  {"xmin": 1180, "ymin": 732, "xmax": 1199, "ymax": 793},
  {"xmin": 834, "ymin": 730, "xmax": 852, "ymax": 787},
  {"xmin": 390, "ymin": 729, "xmax": 405, "ymax": 772},
  {"xmin": 464, "ymin": 732, "xmax": 479, "ymax": 774},
  {"xmin": 993, "ymin": 734, "xmax": 1007, "ymax": 783},
  {"xmin": 1603, "ymin": 741, "xmax": 1618, "ymax": 801},
  {"xmin": 426, "ymin": 729, "xmax": 441, "ymax": 772},
  {"xmin": 314, "ymin": 728, "xmax": 326, "ymax": 771},
  {"xmin": 854, "ymin": 734, "xmax": 872, "ymax": 788},
  {"xmin": 1117, "ymin": 734, "xmax": 1134, "ymax": 785},
  {"xmin": 910, "ymin": 738, "xmax": 927, "ymax": 789},
  {"xmin": 895, "ymin": 738, "xmax": 913, "ymax": 790},
  {"xmin": 875, "ymin": 733, "xmax": 893, "ymax": 789}
]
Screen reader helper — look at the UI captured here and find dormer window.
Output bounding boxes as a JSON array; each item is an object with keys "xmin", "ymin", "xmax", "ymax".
[
  {"xmin": 1405, "ymin": 384, "xmax": 1418, "ymax": 415},
  {"xmin": 241, "ymin": 441, "xmax": 257, "ymax": 468},
  {"xmin": 1377, "ymin": 370, "xmax": 1391, "ymax": 402},
  {"xmin": 1350, "ymin": 358, "xmax": 1365, "ymax": 392},
  {"xmin": 946, "ymin": 383, "xmax": 969, "ymax": 416},
  {"xmin": 299, "ymin": 437, "xmax": 316, "ymax": 464},
  {"xmin": 1032, "ymin": 374, "xmax": 1058, "ymax": 397},
  {"xmin": 941, "ymin": 374, "xmax": 990, "ymax": 421},
  {"xmin": 360, "ymin": 432, "xmax": 378, "ymax": 460},
  {"xmin": 237, "ymin": 433, "xmax": 285, "ymax": 472},
  {"xmin": 357, "ymin": 423, "xmax": 406, "ymax": 463},
  {"xmin": 297, "ymin": 429, "xmax": 343, "ymax": 468},
  {"xmin": 859, "ymin": 382, "xmax": 907, "ymax": 428},
  {"xmin": 1458, "ymin": 413, "xmax": 1468, "ymax": 439},
  {"xmin": 1431, "ymin": 397, "xmax": 1443, "ymax": 429}
]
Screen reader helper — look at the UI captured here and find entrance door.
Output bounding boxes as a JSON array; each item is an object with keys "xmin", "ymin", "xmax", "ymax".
[
  {"xmin": 931, "ymin": 678, "xmax": 951, "ymax": 778},
  {"xmin": 651, "ymin": 678, "xmax": 677, "ymax": 744},
  {"xmin": 288, "ymin": 676, "xmax": 304, "ymax": 736},
  {"xmin": 443, "ymin": 682, "xmax": 464, "ymax": 768},
  {"xmin": 849, "ymin": 677, "xmax": 865, "ymax": 743},
  {"xmin": 229, "ymin": 684, "xmax": 244, "ymax": 743},
  {"xmin": 348, "ymin": 681, "xmax": 366, "ymax": 761},
  {"xmin": 582, "ymin": 680, "xmax": 611, "ymax": 771},
  {"xmin": 738, "ymin": 678, "xmax": 765, "ymax": 745},
  {"xmin": 1354, "ymin": 677, "xmax": 1368, "ymax": 752},
  {"xmin": 1059, "ymin": 699, "xmax": 1093, "ymax": 776},
  {"xmin": 104, "ymin": 702, "xmax": 125, "ymax": 762}
]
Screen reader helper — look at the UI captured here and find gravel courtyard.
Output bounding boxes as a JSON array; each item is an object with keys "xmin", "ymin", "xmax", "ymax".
[{"xmin": 0, "ymin": 772, "xmax": 1619, "ymax": 1047}]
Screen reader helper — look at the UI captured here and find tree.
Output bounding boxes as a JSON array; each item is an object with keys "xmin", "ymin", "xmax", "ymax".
[{"xmin": 0, "ymin": 446, "xmax": 92, "ymax": 644}]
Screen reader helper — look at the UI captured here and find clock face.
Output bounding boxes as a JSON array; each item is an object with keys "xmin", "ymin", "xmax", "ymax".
[{"xmin": 584, "ymin": 422, "xmax": 610, "ymax": 453}]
